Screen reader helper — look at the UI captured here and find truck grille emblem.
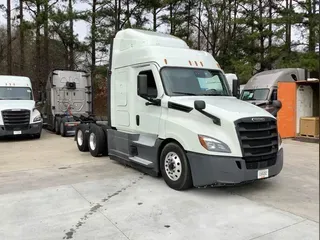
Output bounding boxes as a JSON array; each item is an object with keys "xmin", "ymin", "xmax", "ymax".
[{"xmin": 251, "ymin": 117, "xmax": 266, "ymax": 122}]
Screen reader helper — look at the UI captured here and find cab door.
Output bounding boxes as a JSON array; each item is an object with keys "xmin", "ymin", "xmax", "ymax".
[{"xmin": 134, "ymin": 64, "xmax": 163, "ymax": 136}]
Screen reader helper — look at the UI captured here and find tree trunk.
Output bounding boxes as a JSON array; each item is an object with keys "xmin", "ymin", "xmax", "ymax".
[
  {"xmin": 170, "ymin": 4, "xmax": 173, "ymax": 34},
  {"xmin": 308, "ymin": 0, "xmax": 316, "ymax": 52},
  {"xmin": 126, "ymin": 0, "xmax": 131, "ymax": 28},
  {"xmin": 7, "ymin": 0, "xmax": 12, "ymax": 75},
  {"xmin": 197, "ymin": 1, "xmax": 201, "ymax": 50},
  {"xmin": 114, "ymin": 0, "xmax": 118, "ymax": 33},
  {"xmin": 285, "ymin": 0, "xmax": 292, "ymax": 53},
  {"xmin": 153, "ymin": 7, "xmax": 157, "ymax": 31},
  {"xmin": 259, "ymin": 0, "xmax": 264, "ymax": 62},
  {"xmin": 186, "ymin": 0, "xmax": 190, "ymax": 41},
  {"xmin": 35, "ymin": 1, "xmax": 41, "ymax": 90},
  {"xmin": 268, "ymin": 0, "xmax": 272, "ymax": 54},
  {"xmin": 19, "ymin": 0, "xmax": 24, "ymax": 74},
  {"xmin": 117, "ymin": 0, "xmax": 121, "ymax": 31},
  {"xmin": 91, "ymin": 0, "xmax": 96, "ymax": 80},
  {"xmin": 44, "ymin": 0, "xmax": 49, "ymax": 80},
  {"xmin": 69, "ymin": 0, "xmax": 74, "ymax": 70}
]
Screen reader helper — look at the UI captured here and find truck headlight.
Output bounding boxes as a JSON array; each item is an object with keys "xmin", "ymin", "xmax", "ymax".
[
  {"xmin": 198, "ymin": 135, "xmax": 231, "ymax": 153},
  {"xmin": 33, "ymin": 115, "xmax": 42, "ymax": 122}
]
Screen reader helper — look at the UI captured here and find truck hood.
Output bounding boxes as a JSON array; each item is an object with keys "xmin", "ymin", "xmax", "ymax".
[
  {"xmin": 0, "ymin": 100, "xmax": 35, "ymax": 112},
  {"xmin": 169, "ymin": 96, "xmax": 273, "ymax": 121}
]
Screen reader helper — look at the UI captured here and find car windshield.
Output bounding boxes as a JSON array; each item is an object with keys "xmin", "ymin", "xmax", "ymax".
[
  {"xmin": 160, "ymin": 67, "xmax": 231, "ymax": 96},
  {"xmin": 241, "ymin": 89, "xmax": 269, "ymax": 101},
  {"xmin": 0, "ymin": 87, "xmax": 33, "ymax": 100}
]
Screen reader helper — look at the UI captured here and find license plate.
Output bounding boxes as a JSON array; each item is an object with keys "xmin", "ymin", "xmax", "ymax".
[
  {"xmin": 257, "ymin": 169, "xmax": 269, "ymax": 179},
  {"xmin": 13, "ymin": 131, "xmax": 22, "ymax": 135}
]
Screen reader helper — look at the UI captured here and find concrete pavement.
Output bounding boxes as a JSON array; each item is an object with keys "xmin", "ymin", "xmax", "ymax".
[{"xmin": 0, "ymin": 130, "xmax": 318, "ymax": 240}]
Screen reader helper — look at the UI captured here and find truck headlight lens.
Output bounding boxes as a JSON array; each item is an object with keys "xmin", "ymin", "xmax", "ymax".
[
  {"xmin": 33, "ymin": 115, "xmax": 42, "ymax": 122},
  {"xmin": 198, "ymin": 135, "xmax": 231, "ymax": 153}
]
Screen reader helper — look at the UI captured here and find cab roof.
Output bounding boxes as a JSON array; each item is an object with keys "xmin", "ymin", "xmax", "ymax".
[{"xmin": 112, "ymin": 29, "xmax": 220, "ymax": 70}]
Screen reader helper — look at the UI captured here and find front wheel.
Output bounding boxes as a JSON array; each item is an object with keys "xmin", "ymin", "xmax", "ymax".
[{"xmin": 160, "ymin": 142, "xmax": 193, "ymax": 191}]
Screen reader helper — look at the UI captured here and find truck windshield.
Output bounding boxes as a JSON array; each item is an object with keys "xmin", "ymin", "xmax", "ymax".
[
  {"xmin": 0, "ymin": 87, "xmax": 33, "ymax": 100},
  {"xmin": 241, "ymin": 89, "xmax": 269, "ymax": 100},
  {"xmin": 160, "ymin": 67, "xmax": 231, "ymax": 96}
]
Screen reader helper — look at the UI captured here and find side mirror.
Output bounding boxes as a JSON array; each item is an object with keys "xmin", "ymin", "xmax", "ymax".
[
  {"xmin": 270, "ymin": 100, "xmax": 282, "ymax": 117},
  {"xmin": 194, "ymin": 100, "xmax": 206, "ymax": 110},
  {"xmin": 137, "ymin": 74, "xmax": 148, "ymax": 96},
  {"xmin": 36, "ymin": 101, "xmax": 42, "ymax": 106},
  {"xmin": 232, "ymin": 79, "xmax": 239, "ymax": 98},
  {"xmin": 272, "ymin": 100, "xmax": 282, "ymax": 109}
]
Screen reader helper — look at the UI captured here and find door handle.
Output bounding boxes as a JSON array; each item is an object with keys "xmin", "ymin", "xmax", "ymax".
[{"xmin": 136, "ymin": 115, "xmax": 140, "ymax": 126}]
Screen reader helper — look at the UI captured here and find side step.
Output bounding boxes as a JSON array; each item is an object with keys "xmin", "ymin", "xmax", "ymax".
[{"xmin": 129, "ymin": 156, "xmax": 154, "ymax": 168}]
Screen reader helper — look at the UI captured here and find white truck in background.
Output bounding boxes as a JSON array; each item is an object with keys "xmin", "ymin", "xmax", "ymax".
[
  {"xmin": 38, "ymin": 69, "xmax": 93, "ymax": 137},
  {"xmin": 74, "ymin": 29, "xmax": 284, "ymax": 191},
  {"xmin": 0, "ymin": 75, "xmax": 43, "ymax": 138}
]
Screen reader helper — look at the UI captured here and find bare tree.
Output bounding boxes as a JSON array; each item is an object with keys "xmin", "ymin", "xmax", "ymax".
[{"xmin": 7, "ymin": 0, "xmax": 12, "ymax": 74}]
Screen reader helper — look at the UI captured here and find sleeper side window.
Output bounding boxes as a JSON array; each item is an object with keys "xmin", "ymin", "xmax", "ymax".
[{"xmin": 138, "ymin": 70, "xmax": 158, "ymax": 98}]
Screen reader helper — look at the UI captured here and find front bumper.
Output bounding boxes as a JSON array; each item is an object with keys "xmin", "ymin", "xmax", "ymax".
[
  {"xmin": 187, "ymin": 148, "xmax": 283, "ymax": 187},
  {"xmin": 0, "ymin": 122, "xmax": 43, "ymax": 137}
]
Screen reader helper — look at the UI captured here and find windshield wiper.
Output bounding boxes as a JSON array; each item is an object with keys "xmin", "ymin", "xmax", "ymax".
[
  {"xmin": 9, "ymin": 97, "xmax": 24, "ymax": 100},
  {"xmin": 172, "ymin": 91, "xmax": 197, "ymax": 96}
]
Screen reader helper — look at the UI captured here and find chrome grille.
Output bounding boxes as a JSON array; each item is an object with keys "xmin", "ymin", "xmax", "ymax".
[
  {"xmin": 235, "ymin": 117, "xmax": 278, "ymax": 169},
  {"xmin": 1, "ymin": 109, "xmax": 30, "ymax": 131}
]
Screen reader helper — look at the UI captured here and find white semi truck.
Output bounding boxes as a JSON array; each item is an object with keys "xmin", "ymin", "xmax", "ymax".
[
  {"xmin": 0, "ymin": 75, "xmax": 43, "ymax": 138},
  {"xmin": 74, "ymin": 29, "xmax": 284, "ymax": 191},
  {"xmin": 38, "ymin": 69, "xmax": 93, "ymax": 137}
]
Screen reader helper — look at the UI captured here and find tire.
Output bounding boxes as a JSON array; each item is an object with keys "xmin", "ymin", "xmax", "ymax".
[
  {"xmin": 60, "ymin": 118, "xmax": 67, "ymax": 137},
  {"xmin": 55, "ymin": 117, "xmax": 61, "ymax": 135},
  {"xmin": 160, "ymin": 142, "xmax": 193, "ymax": 191},
  {"xmin": 88, "ymin": 124, "xmax": 106, "ymax": 157},
  {"xmin": 76, "ymin": 124, "xmax": 89, "ymax": 152}
]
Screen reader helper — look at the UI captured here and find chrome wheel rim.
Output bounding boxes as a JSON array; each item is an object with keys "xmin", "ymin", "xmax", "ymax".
[
  {"xmin": 164, "ymin": 152, "xmax": 182, "ymax": 181},
  {"xmin": 77, "ymin": 130, "xmax": 83, "ymax": 146},
  {"xmin": 89, "ymin": 132, "xmax": 96, "ymax": 151}
]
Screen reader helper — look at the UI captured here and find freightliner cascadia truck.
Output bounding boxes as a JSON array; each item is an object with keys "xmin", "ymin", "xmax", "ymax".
[
  {"xmin": 38, "ymin": 69, "xmax": 92, "ymax": 137},
  {"xmin": 74, "ymin": 29, "xmax": 284, "ymax": 191},
  {"xmin": 0, "ymin": 75, "xmax": 43, "ymax": 139}
]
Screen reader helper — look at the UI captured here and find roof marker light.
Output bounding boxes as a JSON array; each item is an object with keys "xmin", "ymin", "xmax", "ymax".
[
  {"xmin": 164, "ymin": 59, "xmax": 168, "ymax": 64},
  {"xmin": 195, "ymin": 61, "xmax": 198, "ymax": 66},
  {"xmin": 200, "ymin": 61, "xmax": 203, "ymax": 66},
  {"xmin": 189, "ymin": 60, "xmax": 192, "ymax": 66}
]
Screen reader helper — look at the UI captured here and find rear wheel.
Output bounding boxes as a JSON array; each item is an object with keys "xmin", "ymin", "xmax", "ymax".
[
  {"xmin": 88, "ymin": 124, "xmax": 106, "ymax": 157},
  {"xmin": 55, "ymin": 118, "xmax": 61, "ymax": 135},
  {"xmin": 160, "ymin": 142, "xmax": 193, "ymax": 191},
  {"xmin": 60, "ymin": 118, "xmax": 67, "ymax": 137},
  {"xmin": 76, "ymin": 124, "xmax": 89, "ymax": 152}
]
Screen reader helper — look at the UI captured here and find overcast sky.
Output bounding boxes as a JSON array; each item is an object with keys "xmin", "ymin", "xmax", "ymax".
[
  {"xmin": 0, "ymin": 0, "xmax": 306, "ymax": 46},
  {"xmin": 0, "ymin": 0, "xmax": 91, "ymax": 41}
]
